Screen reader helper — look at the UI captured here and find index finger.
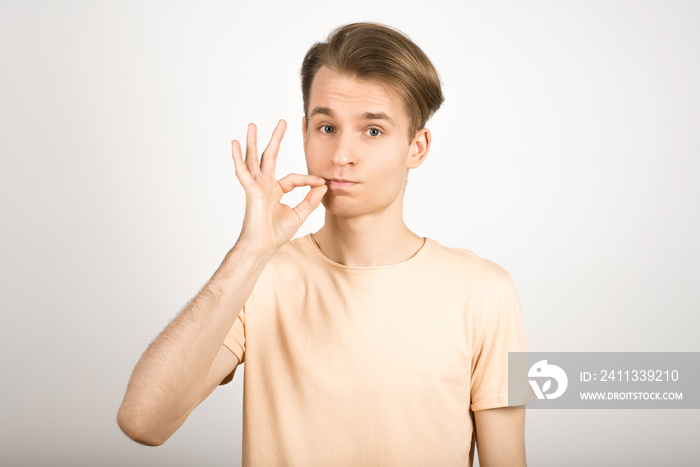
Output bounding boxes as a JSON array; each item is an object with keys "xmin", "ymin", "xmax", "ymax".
[{"xmin": 260, "ymin": 119, "xmax": 287, "ymax": 176}]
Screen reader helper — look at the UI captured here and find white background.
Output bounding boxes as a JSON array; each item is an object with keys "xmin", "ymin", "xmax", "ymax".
[{"xmin": 1, "ymin": 1, "xmax": 698, "ymax": 465}]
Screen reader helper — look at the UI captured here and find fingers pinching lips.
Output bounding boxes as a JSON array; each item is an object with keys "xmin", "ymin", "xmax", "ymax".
[{"xmin": 277, "ymin": 174, "xmax": 326, "ymax": 194}]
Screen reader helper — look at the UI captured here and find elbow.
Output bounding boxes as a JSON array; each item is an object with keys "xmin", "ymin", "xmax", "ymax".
[{"xmin": 116, "ymin": 405, "xmax": 170, "ymax": 447}]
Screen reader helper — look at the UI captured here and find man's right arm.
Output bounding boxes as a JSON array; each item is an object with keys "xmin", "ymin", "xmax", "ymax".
[
  {"xmin": 116, "ymin": 120, "xmax": 327, "ymax": 446},
  {"xmin": 116, "ymin": 244, "xmax": 269, "ymax": 446}
]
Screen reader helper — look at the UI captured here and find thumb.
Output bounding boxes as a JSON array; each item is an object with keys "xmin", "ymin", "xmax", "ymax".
[{"xmin": 292, "ymin": 184, "xmax": 327, "ymax": 224}]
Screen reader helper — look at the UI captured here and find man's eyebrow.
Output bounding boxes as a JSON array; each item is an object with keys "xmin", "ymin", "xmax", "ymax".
[
  {"xmin": 308, "ymin": 107, "xmax": 394, "ymax": 124},
  {"xmin": 360, "ymin": 112, "xmax": 394, "ymax": 124},
  {"xmin": 309, "ymin": 107, "xmax": 334, "ymax": 119}
]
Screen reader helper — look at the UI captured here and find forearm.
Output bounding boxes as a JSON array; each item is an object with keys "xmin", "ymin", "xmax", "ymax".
[
  {"xmin": 474, "ymin": 406, "xmax": 527, "ymax": 466},
  {"xmin": 117, "ymin": 242, "xmax": 270, "ymax": 445}
]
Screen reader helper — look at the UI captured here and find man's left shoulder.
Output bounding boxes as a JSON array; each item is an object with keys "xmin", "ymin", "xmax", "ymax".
[{"xmin": 425, "ymin": 238, "xmax": 513, "ymax": 286}]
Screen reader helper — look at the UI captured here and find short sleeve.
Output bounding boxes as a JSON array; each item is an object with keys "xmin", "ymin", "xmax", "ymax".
[
  {"xmin": 222, "ymin": 305, "xmax": 246, "ymax": 365},
  {"xmin": 470, "ymin": 273, "xmax": 535, "ymax": 411}
]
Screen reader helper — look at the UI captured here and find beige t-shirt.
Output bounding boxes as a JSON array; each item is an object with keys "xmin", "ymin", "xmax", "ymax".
[{"xmin": 222, "ymin": 234, "xmax": 533, "ymax": 466}]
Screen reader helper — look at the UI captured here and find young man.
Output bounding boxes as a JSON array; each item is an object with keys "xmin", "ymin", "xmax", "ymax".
[{"xmin": 117, "ymin": 22, "xmax": 533, "ymax": 466}]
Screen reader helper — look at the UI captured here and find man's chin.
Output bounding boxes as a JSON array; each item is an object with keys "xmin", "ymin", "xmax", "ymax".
[
  {"xmin": 321, "ymin": 197, "xmax": 367, "ymax": 218},
  {"xmin": 322, "ymin": 198, "xmax": 390, "ymax": 221}
]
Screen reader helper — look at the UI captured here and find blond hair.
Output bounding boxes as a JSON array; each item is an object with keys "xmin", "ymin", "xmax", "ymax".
[{"xmin": 301, "ymin": 22, "xmax": 444, "ymax": 141}]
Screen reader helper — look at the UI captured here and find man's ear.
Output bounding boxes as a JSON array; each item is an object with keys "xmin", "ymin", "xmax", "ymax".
[
  {"xmin": 406, "ymin": 128, "xmax": 431, "ymax": 169},
  {"xmin": 301, "ymin": 116, "xmax": 307, "ymax": 150}
]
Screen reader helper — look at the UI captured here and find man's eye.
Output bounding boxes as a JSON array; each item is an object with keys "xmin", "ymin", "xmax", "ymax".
[
  {"xmin": 321, "ymin": 125, "xmax": 334, "ymax": 133},
  {"xmin": 367, "ymin": 128, "xmax": 381, "ymax": 137}
]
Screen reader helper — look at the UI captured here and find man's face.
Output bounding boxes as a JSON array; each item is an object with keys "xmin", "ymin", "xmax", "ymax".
[{"xmin": 303, "ymin": 66, "xmax": 427, "ymax": 219}]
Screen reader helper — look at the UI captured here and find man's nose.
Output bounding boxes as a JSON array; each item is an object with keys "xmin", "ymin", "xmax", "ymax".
[{"xmin": 330, "ymin": 132, "xmax": 357, "ymax": 166}]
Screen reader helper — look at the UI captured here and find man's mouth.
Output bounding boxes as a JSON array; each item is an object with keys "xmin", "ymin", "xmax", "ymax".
[{"xmin": 326, "ymin": 178, "xmax": 359, "ymax": 189}]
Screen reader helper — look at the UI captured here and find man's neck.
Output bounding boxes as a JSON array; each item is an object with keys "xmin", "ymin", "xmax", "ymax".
[{"xmin": 312, "ymin": 210, "xmax": 425, "ymax": 268}]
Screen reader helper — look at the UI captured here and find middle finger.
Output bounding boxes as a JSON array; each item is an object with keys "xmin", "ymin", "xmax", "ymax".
[
  {"xmin": 245, "ymin": 123, "xmax": 261, "ymax": 176},
  {"xmin": 260, "ymin": 119, "xmax": 287, "ymax": 176}
]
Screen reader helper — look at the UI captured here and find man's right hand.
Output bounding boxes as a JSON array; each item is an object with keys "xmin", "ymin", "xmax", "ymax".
[{"xmin": 231, "ymin": 119, "xmax": 327, "ymax": 260}]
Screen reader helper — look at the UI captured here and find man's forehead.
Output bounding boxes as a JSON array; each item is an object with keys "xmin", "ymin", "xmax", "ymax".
[{"xmin": 308, "ymin": 66, "xmax": 407, "ymax": 116}]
